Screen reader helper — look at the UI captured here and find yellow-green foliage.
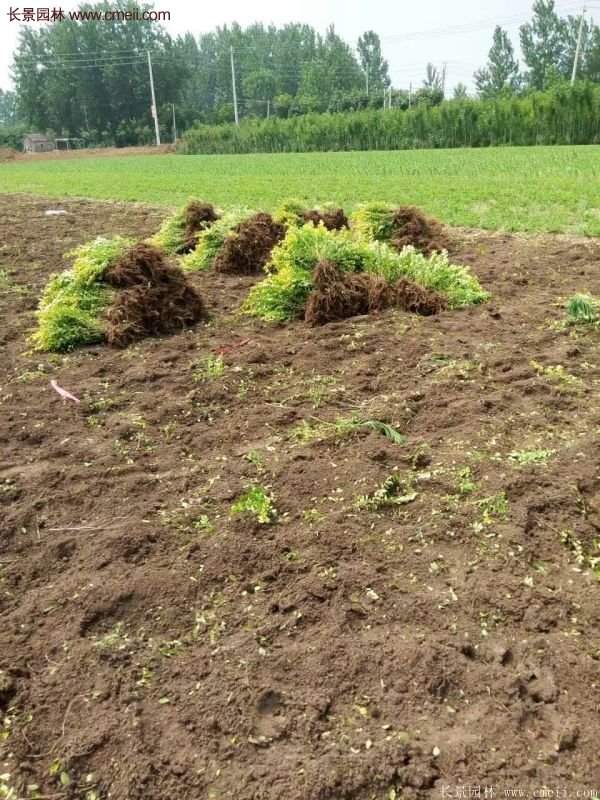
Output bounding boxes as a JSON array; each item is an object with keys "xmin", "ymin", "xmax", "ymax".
[
  {"xmin": 32, "ymin": 236, "xmax": 130, "ymax": 352},
  {"xmin": 181, "ymin": 207, "xmax": 254, "ymax": 271},
  {"xmin": 150, "ymin": 207, "xmax": 187, "ymax": 254},
  {"xmin": 351, "ymin": 202, "xmax": 397, "ymax": 241},
  {"xmin": 273, "ymin": 198, "xmax": 308, "ymax": 227},
  {"xmin": 243, "ymin": 223, "xmax": 488, "ymax": 321}
]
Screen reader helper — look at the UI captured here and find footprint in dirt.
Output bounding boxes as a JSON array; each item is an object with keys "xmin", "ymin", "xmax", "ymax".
[{"xmin": 252, "ymin": 689, "xmax": 288, "ymax": 741}]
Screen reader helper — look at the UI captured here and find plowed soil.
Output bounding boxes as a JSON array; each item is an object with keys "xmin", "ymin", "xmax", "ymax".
[{"xmin": 2, "ymin": 195, "xmax": 600, "ymax": 800}]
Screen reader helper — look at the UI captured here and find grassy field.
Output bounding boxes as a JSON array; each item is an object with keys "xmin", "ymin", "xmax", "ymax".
[{"xmin": 1, "ymin": 144, "xmax": 599, "ymax": 234}]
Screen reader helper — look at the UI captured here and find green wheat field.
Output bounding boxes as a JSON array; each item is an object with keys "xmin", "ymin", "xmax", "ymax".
[{"xmin": 1, "ymin": 144, "xmax": 599, "ymax": 234}]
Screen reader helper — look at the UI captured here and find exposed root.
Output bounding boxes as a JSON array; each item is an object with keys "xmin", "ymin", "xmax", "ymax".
[
  {"xmin": 303, "ymin": 208, "xmax": 349, "ymax": 231},
  {"xmin": 392, "ymin": 278, "xmax": 448, "ymax": 315},
  {"xmin": 390, "ymin": 206, "xmax": 449, "ymax": 255},
  {"xmin": 104, "ymin": 242, "xmax": 207, "ymax": 346},
  {"xmin": 304, "ymin": 259, "xmax": 447, "ymax": 325},
  {"xmin": 214, "ymin": 212, "xmax": 285, "ymax": 274},
  {"xmin": 178, "ymin": 201, "xmax": 220, "ymax": 254}
]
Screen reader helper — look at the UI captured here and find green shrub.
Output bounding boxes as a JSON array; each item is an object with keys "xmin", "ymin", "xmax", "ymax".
[
  {"xmin": 32, "ymin": 236, "xmax": 129, "ymax": 351},
  {"xmin": 567, "ymin": 293, "xmax": 599, "ymax": 324},
  {"xmin": 181, "ymin": 207, "xmax": 253, "ymax": 271},
  {"xmin": 351, "ymin": 203, "xmax": 396, "ymax": 242},
  {"xmin": 243, "ymin": 223, "xmax": 488, "ymax": 321}
]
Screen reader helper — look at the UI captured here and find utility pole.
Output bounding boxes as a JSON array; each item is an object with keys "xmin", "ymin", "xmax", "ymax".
[
  {"xmin": 442, "ymin": 62, "xmax": 447, "ymax": 96},
  {"xmin": 230, "ymin": 45, "xmax": 239, "ymax": 125},
  {"xmin": 366, "ymin": 64, "xmax": 369, "ymax": 96},
  {"xmin": 172, "ymin": 103, "xmax": 177, "ymax": 144},
  {"xmin": 267, "ymin": 99, "xmax": 271, "ymax": 119},
  {"xmin": 147, "ymin": 51, "xmax": 160, "ymax": 146},
  {"xmin": 571, "ymin": 6, "xmax": 586, "ymax": 84},
  {"xmin": 408, "ymin": 82, "xmax": 412, "ymax": 109}
]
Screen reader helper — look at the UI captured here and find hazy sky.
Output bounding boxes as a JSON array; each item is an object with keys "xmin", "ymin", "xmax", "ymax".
[{"xmin": 0, "ymin": 0, "xmax": 589, "ymax": 94}]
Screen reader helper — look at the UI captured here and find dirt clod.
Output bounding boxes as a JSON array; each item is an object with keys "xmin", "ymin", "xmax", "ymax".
[
  {"xmin": 214, "ymin": 212, "xmax": 285, "ymax": 274},
  {"xmin": 105, "ymin": 242, "xmax": 207, "ymax": 346}
]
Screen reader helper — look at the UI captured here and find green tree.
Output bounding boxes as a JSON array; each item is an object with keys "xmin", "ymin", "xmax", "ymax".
[
  {"xmin": 357, "ymin": 30, "xmax": 390, "ymax": 94},
  {"xmin": 0, "ymin": 89, "xmax": 18, "ymax": 125},
  {"xmin": 475, "ymin": 26, "xmax": 521, "ymax": 97},
  {"xmin": 453, "ymin": 82, "xmax": 468, "ymax": 99},
  {"xmin": 520, "ymin": 0, "xmax": 566, "ymax": 89},
  {"xmin": 423, "ymin": 63, "xmax": 442, "ymax": 91}
]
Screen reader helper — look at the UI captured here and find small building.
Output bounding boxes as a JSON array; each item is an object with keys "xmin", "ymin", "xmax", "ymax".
[{"xmin": 23, "ymin": 133, "xmax": 54, "ymax": 153}]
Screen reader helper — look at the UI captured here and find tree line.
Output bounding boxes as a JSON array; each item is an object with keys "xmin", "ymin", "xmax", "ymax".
[
  {"xmin": 181, "ymin": 82, "xmax": 600, "ymax": 154},
  {"xmin": 1, "ymin": 0, "xmax": 600, "ymax": 149}
]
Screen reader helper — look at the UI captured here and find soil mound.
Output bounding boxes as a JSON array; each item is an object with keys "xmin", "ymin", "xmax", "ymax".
[
  {"xmin": 104, "ymin": 243, "xmax": 207, "ymax": 346},
  {"xmin": 305, "ymin": 259, "xmax": 446, "ymax": 325},
  {"xmin": 214, "ymin": 212, "xmax": 285, "ymax": 274},
  {"xmin": 391, "ymin": 205, "xmax": 449, "ymax": 255},
  {"xmin": 303, "ymin": 207, "xmax": 349, "ymax": 230},
  {"xmin": 178, "ymin": 201, "xmax": 219, "ymax": 254}
]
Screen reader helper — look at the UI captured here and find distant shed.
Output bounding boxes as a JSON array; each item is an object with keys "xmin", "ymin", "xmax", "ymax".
[{"xmin": 23, "ymin": 133, "xmax": 55, "ymax": 153}]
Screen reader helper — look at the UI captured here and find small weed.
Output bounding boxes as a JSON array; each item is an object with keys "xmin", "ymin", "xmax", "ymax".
[
  {"xmin": 302, "ymin": 507, "xmax": 325, "ymax": 524},
  {"xmin": 476, "ymin": 492, "xmax": 509, "ymax": 525},
  {"xmin": 531, "ymin": 360, "xmax": 583, "ymax": 392},
  {"xmin": 192, "ymin": 354, "xmax": 225, "ymax": 382},
  {"xmin": 158, "ymin": 639, "xmax": 185, "ymax": 658},
  {"xmin": 561, "ymin": 529, "xmax": 600, "ymax": 573},
  {"xmin": 244, "ymin": 449, "xmax": 265, "ymax": 472},
  {"xmin": 231, "ymin": 485, "xmax": 277, "ymax": 524},
  {"xmin": 356, "ymin": 475, "xmax": 417, "ymax": 511},
  {"xmin": 93, "ymin": 622, "xmax": 130, "ymax": 651},
  {"xmin": 509, "ymin": 449, "xmax": 554, "ymax": 466},
  {"xmin": 294, "ymin": 415, "xmax": 404, "ymax": 445},
  {"xmin": 457, "ymin": 466, "xmax": 476, "ymax": 495},
  {"xmin": 306, "ymin": 374, "xmax": 339, "ymax": 409},
  {"xmin": 566, "ymin": 293, "xmax": 599, "ymax": 325},
  {"xmin": 0, "ymin": 268, "xmax": 28, "ymax": 296}
]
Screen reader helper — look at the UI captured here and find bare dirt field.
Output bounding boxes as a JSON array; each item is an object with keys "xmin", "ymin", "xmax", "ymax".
[
  {"xmin": 1, "ymin": 195, "xmax": 600, "ymax": 799},
  {"xmin": 1, "ymin": 144, "xmax": 175, "ymax": 163}
]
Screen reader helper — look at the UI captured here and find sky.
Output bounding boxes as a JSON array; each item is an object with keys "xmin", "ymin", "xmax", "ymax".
[{"xmin": 0, "ymin": 0, "xmax": 590, "ymax": 94}]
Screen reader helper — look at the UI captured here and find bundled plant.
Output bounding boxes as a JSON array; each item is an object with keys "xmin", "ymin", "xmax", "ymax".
[
  {"xmin": 351, "ymin": 202, "xmax": 398, "ymax": 242},
  {"xmin": 351, "ymin": 203, "xmax": 448, "ymax": 255},
  {"xmin": 32, "ymin": 236, "xmax": 129, "ymax": 351},
  {"xmin": 274, "ymin": 198, "xmax": 349, "ymax": 230},
  {"xmin": 243, "ymin": 223, "xmax": 487, "ymax": 322},
  {"xmin": 33, "ymin": 238, "xmax": 206, "ymax": 351},
  {"xmin": 151, "ymin": 200, "xmax": 219, "ymax": 255},
  {"xmin": 181, "ymin": 207, "xmax": 254, "ymax": 271}
]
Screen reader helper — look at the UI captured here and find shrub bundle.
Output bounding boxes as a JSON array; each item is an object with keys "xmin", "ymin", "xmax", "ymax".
[
  {"xmin": 352, "ymin": 204, "xmax": 449, "ymax": 255},
  {"xmin": 243, "ymin": 223, "xmax": 487, "ymax": 322},
  {"xmin": 151, "ymin": 200, "xmax": 219, "ymax": 255},
  {"xmin": 104, "ymin": 243, "xmax": 207, "ymax": 346},
  {"xmin": 32, "ymin": 236, "xmax": 129, "ymax": 351},
  {"xmin": 304, "ymin": 260, "xmax": 447, "ymax": 325},
  {"xmin": 33, "ymin": 238, "xmax": 205, "ymax": 351},
  {"xmin": 274, "ymin": 199, "xmax": 349, "ymax": 231},
  {"xmin": 214, "ymin": 212, "xmax": 285, "ymax": 274},
  {"xmin": 181, "ymin": 207, "xmax": 254, "ymax": 271}
]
